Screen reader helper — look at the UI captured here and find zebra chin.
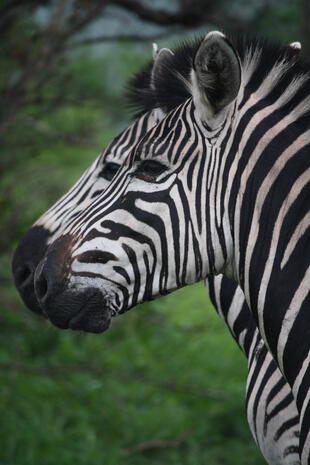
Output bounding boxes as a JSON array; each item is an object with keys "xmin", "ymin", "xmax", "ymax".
[{"xmin": 36, "ymin": 285, "xmax": 113, "ymax": 333}]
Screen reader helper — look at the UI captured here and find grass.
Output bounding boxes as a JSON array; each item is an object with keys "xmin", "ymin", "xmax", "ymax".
[{"xmin": 0, "ymin": 276, "xmax": 265, "ymax": 465}]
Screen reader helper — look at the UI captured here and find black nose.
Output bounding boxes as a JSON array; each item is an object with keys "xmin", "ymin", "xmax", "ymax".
[
  {"xmin": 34, "ymin": 259, "xmax": 50, "ymax": 305},
  {"xmin": 33, "ymin": 234, "xmax": 111, "ymax": 332},
  {"xmin": 33, "ymin": 234, "xmax": 74, "ymax": 317},
  {"xmin": 12, "ymin": 226, "xmax": 50, "ymax": 314}
]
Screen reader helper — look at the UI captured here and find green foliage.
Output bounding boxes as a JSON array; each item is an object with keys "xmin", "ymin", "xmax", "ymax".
[
  {"xmin": 0, "ymin": 279, "xmax": 263, "ymax": 465},
  {"xmin": 255, "ymin": 0, "xmax": 301, "ymax": 43}
]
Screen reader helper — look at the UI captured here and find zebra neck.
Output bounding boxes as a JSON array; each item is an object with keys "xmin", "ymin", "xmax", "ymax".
[
  {"xmin": 222, "ymin": 98, "xmax": 310, "ymax": 385},
  {"xmin": 206, "ymin": 275, "xmax": 257, "ymax": 357}
]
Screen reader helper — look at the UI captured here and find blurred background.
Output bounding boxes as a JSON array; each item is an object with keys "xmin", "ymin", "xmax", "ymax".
[{"xmin": 0, "ymin": 1, "xmax": 307, "ymax": 464}]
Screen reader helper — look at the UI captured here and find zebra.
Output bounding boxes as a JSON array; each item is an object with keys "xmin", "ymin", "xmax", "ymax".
[
  {"xmin": 11, "ymin": 110, "xmax": 161, "ymax": 315},
  {"xmin": 12, "ymin": 35, "xmax": 306, "ymax": 463},
  {"xmin": 207, "ymin": 275, "xmax": 300, "ymax": 464}
]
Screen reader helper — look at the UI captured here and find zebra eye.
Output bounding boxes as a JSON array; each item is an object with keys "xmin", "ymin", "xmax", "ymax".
[
  {"xmin": 135, "ymin": 160, "xmax": 167, "ymax": 181},
  {"xmin": 98, "ymin": 162, "xmax": 120, "ymax": 181}
]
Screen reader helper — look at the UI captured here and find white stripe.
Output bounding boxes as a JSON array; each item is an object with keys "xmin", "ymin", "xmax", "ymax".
[
  {"xmin": 281, "ymin": 211, "xmax": 310, "ymax": 269},
  {"xmin": 277, "ymin": 265, "xmax": 310, "ymax": 373},
  {"xmin": 256, "ymin": 167, "xmax": 310, "ymax": 357}
]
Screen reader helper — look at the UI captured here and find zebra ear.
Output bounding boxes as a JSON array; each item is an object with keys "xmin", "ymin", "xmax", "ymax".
[
  {"xmin": 192, "ymin": 32, "xmax": 241, "ymax": 125},
  {"xmin": 151, "ymin": 46, "xmax": 174, "ymax": 89}
]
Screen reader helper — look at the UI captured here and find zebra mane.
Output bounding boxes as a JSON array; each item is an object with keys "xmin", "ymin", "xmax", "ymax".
[
  {"xmin": 126, "ymin": 33, "xmax": 310, "ymax": 117},
  {"xmin": 126, "ymin": 38, "xmax": 196, "ymax": 115}
]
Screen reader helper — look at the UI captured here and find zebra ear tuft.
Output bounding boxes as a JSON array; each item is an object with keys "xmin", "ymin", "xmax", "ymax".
[
  {"xmin": 289, "ymin": 41, "xmax": 301, "ymax": 52},
  {"xmin": 192, "ymin": 31, "xmax": 241, "ymax": 124},
  {"xmin": 288, "ymin": 41, "xmax": 301, "ymax": 61},
  {"xmin": 152, "ymin": 43, "xmax": 159, "ymax": 60},
  {"xmin": 151, "ymin": 47, "xmax": 174, "ymax": 90}
]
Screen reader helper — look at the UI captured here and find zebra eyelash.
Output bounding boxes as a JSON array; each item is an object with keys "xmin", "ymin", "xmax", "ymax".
[
  {"xmin": 134, "ymin": 159, "xmax": 167, "ymax": 182},
  {"xmin": 98, "ymin": 162, "xmax": 121, "ymax": 181}
]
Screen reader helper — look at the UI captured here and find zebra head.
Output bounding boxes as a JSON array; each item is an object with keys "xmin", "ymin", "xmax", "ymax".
[
  {"xmin": 11, "ymin": 43, "xmax": 178, "ymax": 318},
  {"xmin": 11, "ymin": 107, "xmax": 165, "ymax": 315},
  {"xmin": 16, "ymin": 31, "xmax": 239, "ymax": 332},
  {"xmin": 13, "ymin": 33, "xmax": 303, "ymax": 333}
]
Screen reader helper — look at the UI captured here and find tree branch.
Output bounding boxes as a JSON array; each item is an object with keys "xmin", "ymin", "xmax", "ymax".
[
  {"xmin": 21, "ymin": 116, "xmax": 94, "ymax": 146},
  {"xmin": 69, "ymin": 31, "xmax": 180, "ymax": 48},
  {"xmin": 112, "ymin": 0, "xmax": 203, "ymax": 26},
  {"xmin": 110, "ymin": 0, "xmax": 269, "ymax": 34}
]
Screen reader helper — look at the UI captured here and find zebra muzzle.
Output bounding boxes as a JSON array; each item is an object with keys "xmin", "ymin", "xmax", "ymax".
[
  {"xmin": 33, "ymin": 234, "xmax": 112, "ymax": 332},
  {"xmin": 34, "ymin": 257, "xmax": 111, "ymax": 333}
]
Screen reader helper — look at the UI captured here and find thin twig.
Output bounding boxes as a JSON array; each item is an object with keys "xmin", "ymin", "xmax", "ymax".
[
  {"xmin": 69, "ymin": 31, "xmax": 180, "ymax": 48},
  {"xmin": 124, "ymin": 430, "xmax": 192, "ymax": 454}
]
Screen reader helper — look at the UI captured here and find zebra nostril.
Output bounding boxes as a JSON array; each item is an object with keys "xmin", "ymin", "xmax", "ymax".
[
  {"xmin": 15, "ymin": 264, "xmax": 33, "ymax": 288},
  {"xmin": 34, "ymin": 264, "xmax": 49, "ymax": 303},
  {"xmin": 12, "ymin": 225, "xmax": 51, "ymax": 314},
  {"xmin": 36, "ymin": 276, "xmax": 48, "ymax": 302}
]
